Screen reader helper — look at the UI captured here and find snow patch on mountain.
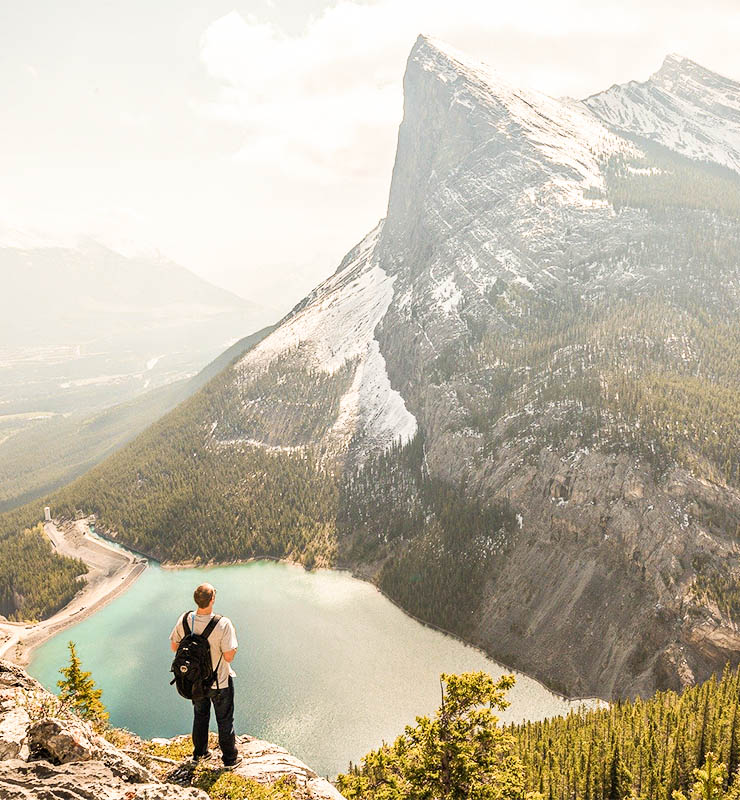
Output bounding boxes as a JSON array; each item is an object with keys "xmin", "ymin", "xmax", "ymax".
[
  {"xmin": 331, "ymin": 339, "xmax": 417, "ymax": 455},
  {"xmin": 584, "ymin": 53, "xmax": 740, "ymax": 174},
  {"xmin": 242, "ymin": 224, "xmax": 388, "ymax": 373},
  {"xmin": 431, "ymin": 274, "xmax": 463, "ymax": 314},
  {"xmin": 237, "ymin": 221, "xmax": 417, "ymax": 450}
]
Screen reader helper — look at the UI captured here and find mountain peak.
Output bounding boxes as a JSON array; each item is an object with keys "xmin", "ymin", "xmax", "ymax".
[
  {"xmin": 659, "ymin": 52, "xmax": 693, "ymax": 69},
  {"xmin": 391, "ymin": 34, "xmax": 622, "ymax": 224},
  {"xmin": 585, "ymin": 52, "xmax": 740, "ymax": 174},
  {"xmin": 412, "ymin": 34, "xmax": 474, "ymax": 67},
  {"xmin": 409, "ymin": 33, "xmax": 503, "ymax": 91},
  {"xmin": 650, "ymin": 52, "xmax": 735, "ymax": 93}
]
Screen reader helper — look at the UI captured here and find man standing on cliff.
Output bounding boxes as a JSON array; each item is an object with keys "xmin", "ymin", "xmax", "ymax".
[{"xmin": 169, "ymin": 583, "xmax": 242, "ymax": 768}]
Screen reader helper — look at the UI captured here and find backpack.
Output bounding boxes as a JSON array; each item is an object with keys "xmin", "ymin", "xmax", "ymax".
[{"xmin": 170, "ymin": 612, "xmax": 222, "ymax": 701}]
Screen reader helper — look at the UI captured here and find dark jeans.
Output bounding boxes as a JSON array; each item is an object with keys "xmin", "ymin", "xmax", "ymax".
[{"xmin": 192, "ymin": 677, "xmax": 238, "ymax": 764}]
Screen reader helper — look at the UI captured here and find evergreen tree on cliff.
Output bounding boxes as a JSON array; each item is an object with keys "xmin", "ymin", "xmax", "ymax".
[
  {"xmin": 337, "ymin": 671, "xmax": 527, "ymax": 799},
  {"xmin": 57, "ymin": 640, "xmax": 108, "ymax": 726}
]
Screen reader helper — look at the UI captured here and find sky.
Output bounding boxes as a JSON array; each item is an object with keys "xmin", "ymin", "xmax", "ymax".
[{"xmin": 2, "ymin": 0, "xmax": 740, "ymax": 316}]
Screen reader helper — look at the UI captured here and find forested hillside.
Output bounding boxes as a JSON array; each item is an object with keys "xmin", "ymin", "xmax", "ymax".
[
  {"xmin": 0, "ymin": 329, "xmax": 277, "ymax": 620},
  {"xmin": 0, "ymin": 520, "xmax": 86, "ymax": 621},
  {"xmin": 338, "ymin": 665, "xmax": 740, "ymax": 800}
]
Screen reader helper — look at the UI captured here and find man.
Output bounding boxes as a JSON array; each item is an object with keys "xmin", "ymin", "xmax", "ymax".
[{"xmin": 169, "ymin": 582, "xmax": 242, "ymax": 768}]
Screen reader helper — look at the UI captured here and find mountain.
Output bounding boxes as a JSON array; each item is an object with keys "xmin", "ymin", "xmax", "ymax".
[
  {"xmin": 3, "ymin": 39, "xmax": 740, "ymax": 699},
  {"xmin": 0, "ymin": 241, "xmax": 273, "ymax": 416},
  {"xmin": 585, "ymin": 53, "xmax": 740, "ymax": 174}
]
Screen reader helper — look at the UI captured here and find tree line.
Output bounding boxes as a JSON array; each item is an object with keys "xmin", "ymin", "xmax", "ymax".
[{"xmin": 338, "ymin": 664, "xmax": 740, "ymax": 800}]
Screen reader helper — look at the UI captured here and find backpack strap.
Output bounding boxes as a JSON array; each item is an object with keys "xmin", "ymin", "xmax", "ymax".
[
  {"xmin": 201, "ymin": 614, "xmax": 222, "ymax": 640},
  {"xmin": 181, "ymin": 611, "xmax": 192, "ymax": 637}
]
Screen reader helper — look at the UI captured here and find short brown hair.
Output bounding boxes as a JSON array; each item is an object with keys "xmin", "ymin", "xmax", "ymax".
[{"xmin": 194, "ymin": 583, "xmax": 215, "ymax": 609}]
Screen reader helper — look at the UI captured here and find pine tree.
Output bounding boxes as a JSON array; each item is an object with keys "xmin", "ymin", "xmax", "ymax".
[
  {"xmin": 673, "ymin": 752, "xmax": 727, "ymax": 800},
  {"xmin": 337, "ymin": 672, "xmax": 526, "ymax": 800},
  {"xmin": 608, "ymin": 742, "xmax": 633, "ymax": 799},
  {"xmin": 57, "ymin": 641, "xmax": 108, "ymax": 727}
]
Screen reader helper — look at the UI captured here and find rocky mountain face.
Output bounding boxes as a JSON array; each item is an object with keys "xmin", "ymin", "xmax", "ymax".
[
  {"xmin": 585, "ymin": 53, "xmax": 740, "ymax": 174},
  {"xmin": 0, "ymin": 659, "xmax": 345, "ymax": 800},
  {"xmin": 227, "ymin": 37, "xmax": 740, "ymax": 697},
  {"xmin": 13, "ymin": 38, "xmax": 740, "ymax": 700}
]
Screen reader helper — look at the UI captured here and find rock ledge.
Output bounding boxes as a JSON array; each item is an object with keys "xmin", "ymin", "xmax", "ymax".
[{"xmin": 0, "ymin": 659, "xmax": 346, "ymax": 800}]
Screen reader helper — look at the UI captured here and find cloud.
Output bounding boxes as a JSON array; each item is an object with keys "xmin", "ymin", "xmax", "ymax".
[
  {"xmin": 4, "ymin": 0, "xmax": 739, "ymax": 315},
  {"xmin": 119, "ymin": 110, "xmax": 149, "ymax": 129},
  {"xmin": 198, "ymin": 7, "xmax": 406, "ymax": 185},
  {"xmin": 196, "ymin": 0, "xmax": 740, "ymax": 191}
]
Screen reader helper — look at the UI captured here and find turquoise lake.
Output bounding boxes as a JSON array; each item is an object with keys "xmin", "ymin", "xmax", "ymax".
[{"xmin": 28, "ymin": 560, "xmax": 591, "ymax": 777}]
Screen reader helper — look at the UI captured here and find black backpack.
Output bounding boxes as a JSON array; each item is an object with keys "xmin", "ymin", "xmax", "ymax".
[{"xmin": 170, "ymin": 612, "xmax": 222, "ymax": 701}]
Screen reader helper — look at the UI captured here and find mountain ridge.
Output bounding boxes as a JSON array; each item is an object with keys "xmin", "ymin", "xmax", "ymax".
[
  {"xmin": 584, "ymin": 51, "xmax": 740, "ymax": 173},
  {"xmin": 0, "ymin": 241, "xmax": 273, "ymax": 418}
]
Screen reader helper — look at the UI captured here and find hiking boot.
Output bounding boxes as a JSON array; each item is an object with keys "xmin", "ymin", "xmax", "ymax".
[
  {"xmin": 192, "ymin": 751, "xmax": 211, "ymax": 763},
  {"xmin": 222, "ymin": 754, "xmax": 243, "ymax": 770}
]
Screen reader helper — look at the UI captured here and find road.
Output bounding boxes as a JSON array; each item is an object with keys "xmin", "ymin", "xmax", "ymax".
[{"xmin": 0, "ymin": 518, "xmax": 147, "ymax": 664}]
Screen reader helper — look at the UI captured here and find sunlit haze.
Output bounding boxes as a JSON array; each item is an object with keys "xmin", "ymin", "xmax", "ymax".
[{"xmin": 3, "ymin": 0, "xmax": 739, "ymax": 315}]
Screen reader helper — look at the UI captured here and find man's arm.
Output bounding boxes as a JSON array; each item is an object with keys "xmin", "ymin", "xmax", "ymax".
[
  {"xmin": 169, "ymin": 617, "xmax": 184, "ymax": 652},
  {"xmin": 221, "ymin": 618, "xmax": 238, "ymax": 663}
]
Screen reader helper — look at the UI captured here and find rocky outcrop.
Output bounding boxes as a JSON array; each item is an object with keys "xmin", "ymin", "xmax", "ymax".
[
  {"xmin": 0, "ymin": 660, "xmax": 347, "ymax": 799},
  {"xmin": 0, "ymin": 760, "xmax": 208, "ymax": 800},
  {"xmin": 466, "ymin": 449, "xmax": 740, "ymax": 697},
  {"xmin": 159, "ymin": 735, "xmax": 345, "ymax": 800},
  {"xmin": 229, "ymin": 737, "xmax": 345, "ymax": 799}
]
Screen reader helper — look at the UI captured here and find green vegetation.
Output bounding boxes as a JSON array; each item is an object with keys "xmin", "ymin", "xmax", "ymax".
[
  {"xmin": 0, "ymin": 384, "xmax": 190, "ymax": 514},
  {"xmin": 339, "ymin": 666, "xmax": 740, "ymax": 800},
  {"xmin": 673, "ymin": 751, "xmax": 734, "ymax": 800},
  {"xmin": 604, "ymin": 141, "xmax": 740, "ymax": 219},
  {"xmin": 0, "ymin": 521, "xmax": 86, "ymax": 621},
  {"xmin": 57, "ymin": 641, "xmax": 108, "ymax": 727},
  {"xmin": 194, "ymin": 771, "xmax": 299, "ymax": 800},
  {"xmin": 140, "ymin": 733, "xmax": 218, "ymax": 761},
  {"xmin": 36, "ymin": 349, "xmax": 349, "ymax": 567},
  {"xmin": 694, "ymin": 569, "xmax": 740, "ymax": 624},
  {"xmin": 339, "ymin": 434, "xmax": 517, "ymax": 636},
  {"xmin": 338, "ymin": 672, "xmax": 528, "ymax": 800},
  {"xmin": 512, "ymin": 664, "xmax": 740, "ymax": 800}
]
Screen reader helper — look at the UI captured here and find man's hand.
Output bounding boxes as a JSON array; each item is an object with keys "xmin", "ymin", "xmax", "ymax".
[{"xmin": 222, "ymin": 649, "xmax": 237, "ymax": 663}]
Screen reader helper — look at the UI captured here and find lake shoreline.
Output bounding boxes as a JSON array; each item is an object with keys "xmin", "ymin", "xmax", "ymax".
[
  {"xmin": 0, "ymin": 518, "xmax": 148, "ymax": 666},
  {"xmin": 159, "ymin": 555, "xmax": 604, "ymax": 707},
  {"xmin": 14, "ymin": 520, "xmax": 604, "ymax": 710}
]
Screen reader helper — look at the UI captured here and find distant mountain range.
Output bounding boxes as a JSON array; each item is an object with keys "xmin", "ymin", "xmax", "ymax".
[
  {"xmin": 0, "ymin": 240, "xmax": 273, "ymax": 415},
  {"xmin": 0, "ymin": 326, "xmax": 274, "ymax": 513},
  {"xmin": 3, "ymin": 39, "xmax": 740, "ymax": 700}
]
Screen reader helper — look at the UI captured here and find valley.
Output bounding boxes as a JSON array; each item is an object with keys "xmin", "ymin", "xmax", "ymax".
[{"xmin": 1, "ymin": 38, "xmax": 739, "ymax": 708}]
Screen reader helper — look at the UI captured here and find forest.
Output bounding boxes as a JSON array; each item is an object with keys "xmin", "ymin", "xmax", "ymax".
[
  {"xmin": 338, "ymin": 664, "xmax": 740, "ymax": 800},
  {"xmin": 0, "ymin": 521, "xmax": 86, "ymax": 621},
  {"xmin": 338, "ymin": 433, "xmax": 518, "ymax": 635}
]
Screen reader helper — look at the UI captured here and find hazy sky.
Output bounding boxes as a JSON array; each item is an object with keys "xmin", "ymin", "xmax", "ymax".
[{"xmin": 2, "ymin": 0, "xmax": 739, "ymax": 315}]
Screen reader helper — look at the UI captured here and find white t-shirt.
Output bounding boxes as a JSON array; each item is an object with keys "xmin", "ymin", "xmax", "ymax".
[{"xmin": 170, "ymin": 611, "xmax": 238, "ymax": 690}]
